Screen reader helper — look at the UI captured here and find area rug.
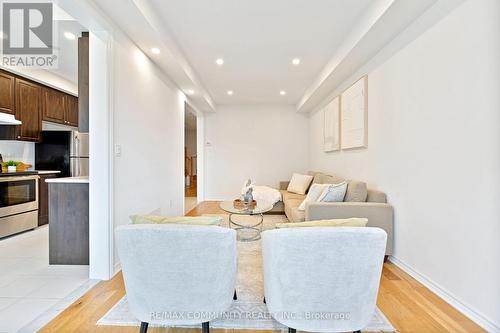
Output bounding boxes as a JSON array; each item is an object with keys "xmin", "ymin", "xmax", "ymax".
[{"xmin": 98, "ymin": 214, "xmax": 396, "ymax": 332}]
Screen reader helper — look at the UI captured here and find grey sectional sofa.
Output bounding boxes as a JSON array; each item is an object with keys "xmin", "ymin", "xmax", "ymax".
[{"xmin": 271, "ymin": 171, "xmax": 394, "ymax": 255}]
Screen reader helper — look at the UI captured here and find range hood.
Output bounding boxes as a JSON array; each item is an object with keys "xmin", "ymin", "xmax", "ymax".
[{"xmin": 0, "ymin": 112, "xmax": 21, "ymax": 125}]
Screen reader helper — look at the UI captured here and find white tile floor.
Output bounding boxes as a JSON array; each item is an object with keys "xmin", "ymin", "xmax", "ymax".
[{"xmin": 0, "ymin": 226, "xmax": 93, "ymax": 333}]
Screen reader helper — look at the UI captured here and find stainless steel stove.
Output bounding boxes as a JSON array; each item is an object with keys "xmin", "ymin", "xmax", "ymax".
[{"xmin": 0, "ymin": 173, "xmax": 39, "ymax": 238}]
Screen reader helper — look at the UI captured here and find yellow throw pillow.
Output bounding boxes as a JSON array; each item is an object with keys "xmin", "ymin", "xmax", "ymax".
[
  {"xmin": 130, "ymin": 215, "xmax": 223, "ymax": 226},
  {"xmin": 275, "ymin": 218, "xmax": 368, "ymax": 228}
]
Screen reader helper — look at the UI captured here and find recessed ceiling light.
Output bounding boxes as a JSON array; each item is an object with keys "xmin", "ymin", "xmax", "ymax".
[
  {"xmin": 216, "ymin": 58, "xmax": 224, "ymax": 65},
  {"xmin": 292, "ymin": 58, "xmax": 301, "ymax": 65},
  {"xmin": 64, "ymin": 32, "xmax": 76, "ymax": 40},
  {"xmin": 151, "ymin": 48, "xmax": 161, "ymax": 55},
  {"xmin": 227, "ymin": 90, "xmax": 233, "ymax": 95},
  {"xmin": 280, "ymin": 90, "xmax": 286, "ymax": 96},
  {"xmin": 186, "ymin": 89, "xmax": 195, "ymax": 95}
]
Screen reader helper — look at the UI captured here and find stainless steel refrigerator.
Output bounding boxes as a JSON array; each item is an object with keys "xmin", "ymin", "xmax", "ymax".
[
  {"xmin": 70, "ymin": 132, "xmax": 89, "ymax": 177},
  {"xmin": 35, "ymin": 131, "xmax": 89, "ymax": 177}
]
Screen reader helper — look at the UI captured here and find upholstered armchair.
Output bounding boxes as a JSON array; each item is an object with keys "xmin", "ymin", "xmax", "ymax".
[
  {"xmin": 116, "ymin": 224, "xmax": 237, "ymax": 333},
  {"xmin": 262, "ymin": 227, "xmax": 386, "ymax": 333}
]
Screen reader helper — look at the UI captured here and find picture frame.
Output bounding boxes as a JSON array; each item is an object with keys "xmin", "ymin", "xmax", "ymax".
[
  {"xmin": 341, "ymin": 75, "xmax": 368, "ymax": 150},
  {"xmin": 323, "ymin": 96, "xmax": 340, "ymax": 152}
]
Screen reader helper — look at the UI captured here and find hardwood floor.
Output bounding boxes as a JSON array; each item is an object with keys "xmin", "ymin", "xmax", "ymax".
[
  {"xmin": 185, "ymin": 175, "xmax": 197, "ymax": 197},
  {"xmin": 39, "ymin": 201, "xmax": 486, "ymax": 333}
]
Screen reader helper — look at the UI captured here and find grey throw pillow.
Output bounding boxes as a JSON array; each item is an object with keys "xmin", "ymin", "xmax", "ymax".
[{"xmin": 344, "ymin": 181, "xmax": 368, "ymax": 202}]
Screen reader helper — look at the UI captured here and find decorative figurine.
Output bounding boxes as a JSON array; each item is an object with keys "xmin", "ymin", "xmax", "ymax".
[{"xmin": 243, "ymin": 187, "xmax": 254, "ymax": 203}]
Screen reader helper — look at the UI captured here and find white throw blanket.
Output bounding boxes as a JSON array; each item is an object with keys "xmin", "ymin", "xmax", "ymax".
[{"xmin": 241, "ymin": 183, "xmax": 281, "ymax": 206}]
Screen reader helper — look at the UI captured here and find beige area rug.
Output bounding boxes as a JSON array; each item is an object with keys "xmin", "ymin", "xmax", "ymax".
[{"xmin": 98, "ymin": 214, "xmax": 396, "ymax": 332}]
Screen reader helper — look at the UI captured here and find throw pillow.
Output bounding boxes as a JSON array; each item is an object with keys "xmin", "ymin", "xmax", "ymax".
[
  {"xmin": 287, "ymin": 173, "xmax": 314, "ymax": 195},
  {"xmin": 344, "ymin": 181, "xmax": 368, "ymax": 202},
  {"xmin": 317, "ymin": 181, "xmax": 348, "ymax": 202},
  {"xmin": 130, "ymin": 215, "xmax": 223, "ymax": 226},
  {"xmin": 298, "ymin": 183, "xmax": 329, "ymax": 211},
  {"xmin": 275, "ymin": 218, "xmax": 368, "ymax": 228}
]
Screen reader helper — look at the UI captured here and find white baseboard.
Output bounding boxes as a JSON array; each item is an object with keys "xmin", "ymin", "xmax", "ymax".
[
  {"xmin": 113, "ymin": 261, "xmax": 121, "ymax": 276},
  {"xmin": 389, "ymin": 256, "xmax": 500, "ymax": 333}
]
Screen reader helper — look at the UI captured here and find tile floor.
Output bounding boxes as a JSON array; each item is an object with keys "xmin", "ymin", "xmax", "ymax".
[{"xmin": 0, "ymin": 226, "xmax": 93, "ymax": 333}]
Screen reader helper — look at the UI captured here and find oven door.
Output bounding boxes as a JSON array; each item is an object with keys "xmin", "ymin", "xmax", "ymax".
[{"xmin": 0, "ymin": 175, "xmax": 39, "ymax": 217}]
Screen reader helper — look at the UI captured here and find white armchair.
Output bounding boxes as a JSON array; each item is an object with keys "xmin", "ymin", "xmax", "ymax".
[
  {"xmin": 262, "ymin": 227, "xmax": 387, "ymax": 333},
  {"xmin": 116, "ymin": 224, "xmax": 237, "ymax": 333}
]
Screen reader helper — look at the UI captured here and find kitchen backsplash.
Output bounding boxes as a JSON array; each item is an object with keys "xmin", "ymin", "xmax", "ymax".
[{"xmin": 0, "ymin": 141, "xmax": 35, "ymax": 166}]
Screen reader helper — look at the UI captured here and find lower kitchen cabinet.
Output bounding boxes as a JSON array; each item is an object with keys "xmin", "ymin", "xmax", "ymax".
[
  {"xmin": 48, "ymin": 182, "xmax": 89, "ymax": 265},
  {"xmin": 38, "ymin": 173, "xmax": 59, "ymax": 226}
]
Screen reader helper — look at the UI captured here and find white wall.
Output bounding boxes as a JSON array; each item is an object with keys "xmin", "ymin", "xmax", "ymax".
[
  {"xmin": 0, "ymin": 141, "xmax": 34, "ymax": 166},
  {"xmin": 309, "ymin": 0, "xmax": 500, "ymax": 330},
  {"xmin": 196, "ymin": 112, "xmax": 205, "ymax": 201},
  {"xmin": 112, "ymin": 36, "xmax": 185, "ymax": 265},
  {"xmin": 205, "ymin": 105, "xmax": 309, "ymax": 199}
]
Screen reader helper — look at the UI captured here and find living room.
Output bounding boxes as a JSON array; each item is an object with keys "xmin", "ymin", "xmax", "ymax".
[{"xmin": 1, "ymin": 0, "xmax": 498, "ymax": 332}]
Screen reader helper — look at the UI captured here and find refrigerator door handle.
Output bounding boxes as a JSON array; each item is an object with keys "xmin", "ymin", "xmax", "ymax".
[{"xmin": 75, "ymin": 135, "xmax": 80, "ymax": 176}]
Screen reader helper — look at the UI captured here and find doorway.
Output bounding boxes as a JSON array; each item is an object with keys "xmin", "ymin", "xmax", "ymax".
[{"xmin": 184, "ymin": 106, "xmax": 198, "ymax": 213}]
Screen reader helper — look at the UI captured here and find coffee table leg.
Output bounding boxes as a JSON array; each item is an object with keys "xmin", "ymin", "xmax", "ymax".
[{"xmin": 229, "ymin": 213, "xmax": 264, "ymax": 242}]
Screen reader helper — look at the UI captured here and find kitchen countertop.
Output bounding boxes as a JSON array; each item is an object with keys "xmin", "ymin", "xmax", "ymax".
[
  {"xmin": 45, "ymin": 176, "xmax": 89, "ymax": 184},
  {"xmin": 36, "ymin": 170, "xmax": 62, "ymax": 175}
]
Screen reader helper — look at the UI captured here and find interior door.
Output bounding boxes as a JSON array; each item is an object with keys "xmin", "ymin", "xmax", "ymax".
[{"xmin": 15, "ymin": 78, "xmax": 41, "ymax": 142}]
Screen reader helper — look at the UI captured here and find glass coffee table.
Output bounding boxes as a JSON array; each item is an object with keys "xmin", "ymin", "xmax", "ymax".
[{"xmin": 219, "ymin": 201, "xmax": 273, "ymax": 241}]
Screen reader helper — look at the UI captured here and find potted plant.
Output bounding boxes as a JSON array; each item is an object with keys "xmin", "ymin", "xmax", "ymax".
[{"xmin": 5, "ymin": 160, "xmax": 19, "ymax": 173}]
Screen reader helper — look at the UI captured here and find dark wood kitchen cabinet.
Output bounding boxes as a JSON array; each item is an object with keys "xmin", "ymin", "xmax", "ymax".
[
  {"xmin": 38, "ymin": 173, "xmax": 59, "ymax": 226},
  {"xmin": 42, "ymin": 88, "xmax": 66, "ymax": 124},
  {"xmin": 0, "ymin": 69, "xmax": 80, "ymax": 142},
  {"xmin": 0, "ymin": 72, "xmax": 15, "ymax": 114},
  {"xmin": 65, "ymin": 95, "xmax": 79, "ymax": 126},
  {"xmin": 41, "ymin": 88, "xmax": 78, "ymax": 127},
  {"xmin": 15, "ymin": 78, "xmax": 42, "ymax": 142}
]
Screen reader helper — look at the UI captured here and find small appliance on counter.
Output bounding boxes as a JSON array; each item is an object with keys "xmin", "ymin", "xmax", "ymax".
[{"xmin": 35, "ymin": 131, "xmax": 89, "ymax": 177}]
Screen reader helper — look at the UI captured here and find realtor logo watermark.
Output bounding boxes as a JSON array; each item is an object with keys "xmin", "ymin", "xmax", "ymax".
[{"xmin": 1, "ymin": 2, "xmax": 58, "ymax": 68}]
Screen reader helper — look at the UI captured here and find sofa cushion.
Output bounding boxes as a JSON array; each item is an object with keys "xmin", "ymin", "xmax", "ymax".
[
  {"xmin": 284, "ymin": 199, "xmax": 305, "ymax": 222},
  {"xmin": 344, "ymin": 181, "xmax": 368, "ymax": 202},
  {"xmin": 367, "ymin": 189, "xmax": 387, "ymax": 203},
  {"xmin": 312, "ymin": 172, "xmax": 345, "ymax": 185},
  {"xmin": 130, "ymin": 215, "xmax": 223, "ymax": 226},
  {"xmin": 290, "ymin": 208, "xmax": 306, "ymax": 222},
  {"xmin": 280, "ymin": 190, "xmax": 306, "ymax": 202},
  {"xmin": 287, "ymin": 173, "xmax": 313, "ymax": 195},
  {"xmin": 298, "ymin": 183, "xmax": 329, "ymax": 211},
  {"xmin": 275, "ymin": 217, "xmax": 368, "ymax": 228}
]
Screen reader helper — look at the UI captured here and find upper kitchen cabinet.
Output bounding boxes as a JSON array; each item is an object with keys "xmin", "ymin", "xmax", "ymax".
[
  {"xmin": 41, "ymin": 87, "xmax": 79, "ymax": 127},
  {"xmin": 65, "ymin": 95, "xmax": 79, "ymax": 127},
  {"xmin": 15, "ymin": 78, "xmax": 42, "ymax": 142},
  {"xmin": 42, "ymin": 88, "xmax": 66, "ymax": 124},
  {"xmin": 0, "ymin": 72, "xmax": 15, "ymax": 115}
]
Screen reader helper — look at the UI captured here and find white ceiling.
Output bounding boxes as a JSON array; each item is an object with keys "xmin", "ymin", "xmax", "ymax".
[
  {"xmin": 148, "ymin": 0, "xmax": 372, "ymax": 105},
  {"xmin": 92, "ymin": 0, "xmax": 462, "ymax": 112},
  {"xmin": 50, "ymin": 19, "xmax": 87, "ymax": 84}
]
